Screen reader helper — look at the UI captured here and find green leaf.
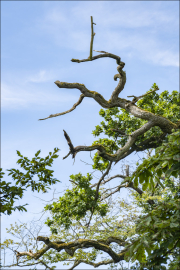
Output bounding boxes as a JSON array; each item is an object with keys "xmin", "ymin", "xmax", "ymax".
[
  {"xmin": 170, "ymin": 222, "xmax": 179, "ymax": 228},
  {"xmin": 35, "ymin": 150, "xmax": 41, "ymax": 157}
]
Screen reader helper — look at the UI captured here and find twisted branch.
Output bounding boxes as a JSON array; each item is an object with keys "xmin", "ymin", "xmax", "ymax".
[
  {"xmin": 16, "ymin": 236, "xmax": 127, "ymax": 263},
  {"xmin": 71, "ymin": 51, "xmax": 121, "ymax": 65}
]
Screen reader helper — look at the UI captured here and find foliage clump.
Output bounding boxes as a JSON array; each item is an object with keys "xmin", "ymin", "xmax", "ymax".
[{"xmin": 45, "ymin": 173, "xmax": 108, "ymax": 231}]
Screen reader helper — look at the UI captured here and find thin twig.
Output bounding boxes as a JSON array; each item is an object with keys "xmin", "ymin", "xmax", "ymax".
[
  {"xmin": 127, "ymin": 86, "xmax": 159, "ymax": 104},
  {"xmin": 39, "ymin": 94, "xmax": 85, "ymax": 121}
]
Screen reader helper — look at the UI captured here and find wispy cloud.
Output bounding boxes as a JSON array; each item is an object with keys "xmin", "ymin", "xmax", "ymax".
[
  {"xmin": 1, "ymin": 81, "xmax": 77, "ymax": 110},
  {"xmin": 37, "ymin": 1, "xmax": 178, "ymax": 67},
  {"xmin": 1, "ymin": 63, "xmax": 89, "ymax": 110},
  {"xmin": 101, "ymin": 31, "xmax": 179, "ymax": 67},
  {"xmin": 26, "ymin": 70, "xmax": 53, "ymax": 83}
]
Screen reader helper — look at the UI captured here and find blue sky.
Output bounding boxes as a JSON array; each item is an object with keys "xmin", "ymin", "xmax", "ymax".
[{"xmin": 1, "ymin": 1, "xmax": 179, "ymax": 269}]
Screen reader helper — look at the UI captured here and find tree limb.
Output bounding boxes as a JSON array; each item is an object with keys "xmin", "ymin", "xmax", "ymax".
[
  {"xmin": 110, "ymin": 62, "xmax": 126, "ymax": 102},
  {"xmin": 39, "ymin": 94, "xmax": 85, "ymax": 121},
  {"xmin": 43, "ymin": 79, "xmax": 177, "ymax": 136},
  {"xmin": 63, "ymin": 120, "xmax": 155, "ymax": 162},
  {"xmin": 71, "ymin": 51, "xmax": 121, "ymax": 65},
  {"xmin": 17, "ymin": 236, "xmax": 127, "ymax": 263},
  {"xmin": 63, "ymin": 130, "xmax": 76, "ymax": 158}
]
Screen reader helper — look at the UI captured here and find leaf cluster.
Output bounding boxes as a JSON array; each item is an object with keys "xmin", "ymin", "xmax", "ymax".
[
  {"xmin": 0, "ymin": 148, "xmax": 60, "ymax": 215},
  {"xmin": 131, "ymin": 130, "xmax": 180, "ymax": 190},
  {"xmin": 125, "ymin": 176, "xmax": 180, "ymax": 269},
  {"xmin": 92, "ymin": 85, "xmax": 179, "ymax": 170},
  {"xmin": 45, "ymin": 173, "xmax": 108, "ymax": 230}
]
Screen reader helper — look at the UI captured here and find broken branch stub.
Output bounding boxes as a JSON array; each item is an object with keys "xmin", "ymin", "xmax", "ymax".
[{"xmin": 63, "ymin": 130, "xmax": 76, "ymax": 159}]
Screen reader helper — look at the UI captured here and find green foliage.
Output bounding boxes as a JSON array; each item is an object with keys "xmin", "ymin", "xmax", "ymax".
[
  {"xmin": 124, "ymin": 175, "xmax": 180, "ymax": 268},
  {"xmin": 123, "ymin": 130, "xmax": 180, "ymax": 267},
  {"xmin": 131, "ymin": 130, "xmax": 180, "ymax": 190},
  {"xmin": 0, "ymin": 169, "xmax": 27, "ymax": 215},
  {"xmin": 92, "ymin": 138, "xmax": 118, "ymax": 170},
  {"xmin": 92, "ymin": 85, "xmax": 179, "ymax": 170},
  {"xmin": 45, "ymin": 173, "xmax": 108, "ymax": 230},
  {"xmin": 0, "ymin": 148, "xmax": 60, "ymax": 215},
  {"xmin": 2, "ymin": 85, "xmax": 180, "ymax": 269}
]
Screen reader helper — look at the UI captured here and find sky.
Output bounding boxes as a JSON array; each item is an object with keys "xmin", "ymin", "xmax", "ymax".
[{"xmin": 1, "ymin": 1, "xmax": 179, "ymax": 269}]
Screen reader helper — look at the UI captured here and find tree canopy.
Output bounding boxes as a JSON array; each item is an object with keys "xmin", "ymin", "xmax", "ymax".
[{"xmin": 1, "ymin": 16, "xmax": 180, "ymax": 270}]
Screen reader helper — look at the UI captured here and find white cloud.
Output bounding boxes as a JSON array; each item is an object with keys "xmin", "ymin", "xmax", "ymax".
[
  {"xmin": 26, "ymin": 70, "xmax": 53, "ymax": 83},
  {"xmin": 36, "ymin": 1, "xmax": 178, "ymax": 67},
  {"xmin": 101, "ymin": 31, "xmax": 179, "ymax": 67},
  {"xmin": 1, "ymin": 63, "xmax": 92, "ymax": 110}
]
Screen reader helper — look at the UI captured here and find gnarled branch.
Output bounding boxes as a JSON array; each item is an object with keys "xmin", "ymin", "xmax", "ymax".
[
  {"xmin": 41, "ymin": 79, "xmax": 177, "ymax": 135},
  {"xmin": 17, "ymin": 235, "xmax": 127, "ymax": 264}
]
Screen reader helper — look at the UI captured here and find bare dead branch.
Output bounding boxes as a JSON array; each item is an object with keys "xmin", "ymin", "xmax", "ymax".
[
  {"xmin": 93, "ymin": 50, "xmax": 108, "ymax": 53},
  {"xmin": 110, "ymin": 62, "xmax": 126, "ymax": 102},
  {"xmin": 41, "ymin": 80, "xmax": 177, "ymax": 136},
  {"xmin": 54, "ymin": 80, "xmax": 112, "ymax": 108},
  {"xmin": 89, "ymin": 16, "xmax": 96, "ymax": 60},
  {"xmin": 71, "ymin": 51, "xmax": 122, "ymax": 65},
  {"xmin": 63, "ymin": 130, "xmax": 76, "ymax": 158},
  {"xmin": 39, "ymin": 94, "xmax": 85, "ymax": 121}
]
